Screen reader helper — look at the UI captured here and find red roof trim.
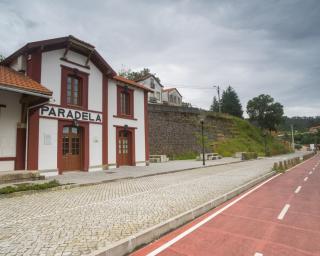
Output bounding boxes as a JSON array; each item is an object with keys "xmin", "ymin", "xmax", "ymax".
[
  {"xmin": 163, "ymin": 87, "xmax": 182, "ymax": 97},
  {"xmin": 1, "ymin": 35, "xmax": 117, "ymax": 78},
  {"xmin": 113, "ymin": 76, "xmax": 152, "ymax": 92}
]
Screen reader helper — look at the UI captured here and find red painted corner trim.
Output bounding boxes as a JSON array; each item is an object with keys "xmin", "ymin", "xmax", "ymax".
[
  {"xmin": 102, "ymin": 75, "xmax": 108, "ymax": 167},
  {"xmin": 15, "ymin": 127, "xmax": 26, "ymax": 170},
  {"xmin": 144, "ymin": 91, "xmax": 150, "ymax": 162},
  {"xmin": 27, "ymin": 109, "xmax": 39, "ymax": 170},
  {"xmin": 26, "ymin": 50, "xmax": 42, "ymax": 83}
]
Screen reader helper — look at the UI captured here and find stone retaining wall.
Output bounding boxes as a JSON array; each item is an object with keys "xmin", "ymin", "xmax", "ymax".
[{"xmin": 148, "ymin": 104, "xmax": 237, "ymax": 157}]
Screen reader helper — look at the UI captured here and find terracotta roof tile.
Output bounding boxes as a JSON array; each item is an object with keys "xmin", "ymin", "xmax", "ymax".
[
  {"xmin": 0, "ymin": 66, "xmax": 52, "ymax": 96},
  {"xmin": 113, "ymin": 75, "xmax": 152, "ymax": 92}
]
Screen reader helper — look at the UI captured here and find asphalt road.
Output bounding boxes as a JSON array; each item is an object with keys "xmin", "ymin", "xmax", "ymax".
[{"xmin": 132, "ymin": 154, "xmax": 320, "ymax": 256}]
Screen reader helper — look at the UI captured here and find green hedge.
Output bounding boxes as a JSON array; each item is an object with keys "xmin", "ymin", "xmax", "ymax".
[
  {"xmin": 241, "ymin": 152, "xmax": 258, "ymax": 160},
  {"xmin": 0, "ymin": 180, "xmax": 60, "ymax": 195}
]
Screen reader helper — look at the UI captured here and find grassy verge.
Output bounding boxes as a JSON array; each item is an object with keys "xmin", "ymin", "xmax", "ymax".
[
  {"xmin": 170, "ymin": 151, "xmax": 198, "ymax": 160},
  {"xmin": 0, "ymin": 180, "xmax": 60, "ymax": 195}
]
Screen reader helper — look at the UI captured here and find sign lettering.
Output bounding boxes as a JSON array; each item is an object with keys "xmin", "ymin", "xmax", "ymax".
[{"xmin": 40, "ymin": 105, "xmax": 103, "ymax": 124}]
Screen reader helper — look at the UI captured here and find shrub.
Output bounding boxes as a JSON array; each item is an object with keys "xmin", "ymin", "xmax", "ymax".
[
  {"xmin": 241, "ymin": 152, "xmax": 258, "ymax": 160},
  {"xmin": 0, "ymin": 180, "xmax": 60, "ymax": 195}
]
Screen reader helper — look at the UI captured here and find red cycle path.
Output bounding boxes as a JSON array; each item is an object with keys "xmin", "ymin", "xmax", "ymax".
[{"xmin": 132, "ymin": 155, "xmax": 320, "ymax": 256}]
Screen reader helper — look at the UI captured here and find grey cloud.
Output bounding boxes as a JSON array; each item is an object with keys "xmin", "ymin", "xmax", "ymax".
[{"xmin": 0, "ymin": 0, "xmax": 319, "ymax": 116}]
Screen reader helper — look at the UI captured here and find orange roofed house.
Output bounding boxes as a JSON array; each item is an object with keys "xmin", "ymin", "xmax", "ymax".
[{"xmin": 0, "ymin": 36, "xmax": 151, "ymax": 175}]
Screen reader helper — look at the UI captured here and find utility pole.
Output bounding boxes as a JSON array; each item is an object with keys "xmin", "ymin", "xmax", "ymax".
[
  {"xmin": 213, "ymin": 85, "xmax": 221, "ymax": 113},
  {"xmin": 200, "ymin": 119, "xmax": 205, "ymax": 166},
  {"xmin": 291, "ymin": 124, "xmax": 295, "ymax": 151}
]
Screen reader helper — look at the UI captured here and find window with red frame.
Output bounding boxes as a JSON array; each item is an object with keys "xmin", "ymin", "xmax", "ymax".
[
  {"xmin": 67, "ymin": 76, "xmax": 82, "ymax": 106},
  {"xmin": 118, "ymin": 86, "xmax": 133, "ymax": 117}
]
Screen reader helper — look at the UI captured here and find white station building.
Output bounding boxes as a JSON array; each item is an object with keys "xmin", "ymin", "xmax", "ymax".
[{"xmin": 0, "ymin": 36, "xmax": 150, "ymax": 176}]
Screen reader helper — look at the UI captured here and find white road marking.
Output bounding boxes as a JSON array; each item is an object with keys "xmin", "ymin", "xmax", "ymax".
[
  {"xmin": 278, "ymin": 204, "xmax": 290, "ymax": 220},
  {"xmin": 304, "ymin": 177, "xmax": 308, "ymax": 182},
  {"xmin": 146, "ymin": 174, "xmax": 282, "ymax": 256},
  {"xmin": 294, "ymin": 186, "xmax": 302, "ymax": 194},
  {"xmin": 254, "ymin": 253, "xmax": 263, "ymax": 256},
  {"xmin": 309, "ymin": 171, "xmax": 313, "ymax": 175}
]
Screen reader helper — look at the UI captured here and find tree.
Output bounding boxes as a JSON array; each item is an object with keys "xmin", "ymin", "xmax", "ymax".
[
  {"xmin": 0, "ymin": 54, "xmax": 5, "ymax": 62},
  {"xmin": 247, "ymin": 94, "xmax": 284, "ymax": 132},
  {"xmin": 210, "ymin": 96, "xmax": 220, "ymax": 112},
  {"xmin": 220, "ymin": 86, "xmax": 243, "ymax": 118},
  {"xmin": 118, "ymin": 67, "xmax": 161, "ymax": 83}
]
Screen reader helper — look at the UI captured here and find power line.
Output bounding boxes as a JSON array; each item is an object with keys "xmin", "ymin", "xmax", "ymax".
[{"xmin": 164, "ymin": 84, "xmax": 215, "ymax": 89}]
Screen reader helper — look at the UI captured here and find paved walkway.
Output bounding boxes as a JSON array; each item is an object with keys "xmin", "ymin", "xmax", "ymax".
[
  {"xmin": 0, "ymin": 152, "xmax": 306, "ymax": 256},
  {"xmin": 48, "ymin": 157, "xmax": 240, "ymax": 185},
  {"xmin": 133, "ymin": 154, "xmax": 320, "ymax": 256}
]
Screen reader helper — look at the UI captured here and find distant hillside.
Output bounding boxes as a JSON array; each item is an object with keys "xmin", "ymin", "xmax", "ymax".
[
  {"xmin": 148, "ymin": 104, "xmax": 291, "ymax": 159},
  {"xmin": 279, "ymin": 116, "xmax": 320, "ymax": 132}
]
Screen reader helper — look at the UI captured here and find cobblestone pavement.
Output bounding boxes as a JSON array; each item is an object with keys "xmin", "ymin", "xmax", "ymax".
[
  {"xmin": 49, "ymin": 157, "xmax": 239, "ymax": 185},
  {"xmin": 0, "ymin": 153, "xmax": 305, "ymax": 256}
]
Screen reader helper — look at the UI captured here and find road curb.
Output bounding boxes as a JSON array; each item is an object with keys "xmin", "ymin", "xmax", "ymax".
[{"xmin": 89, "ymin": 170, "xmax": 276, "ymax": 256}]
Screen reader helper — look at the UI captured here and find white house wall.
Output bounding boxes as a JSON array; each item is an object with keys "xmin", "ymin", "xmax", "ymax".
[
  {"xmin": 41, "ymin": 49, "xmax": 103, "ymax": 112},
  {"xmin": 107, "ymin": 80, "xmax": 146, "ymax": 167},
  {"xmin": 89, "ymin": 123, "xmax": 102, "ymax": 171},
  {"xmin": 140, "ymin": 77, "xmax": 162, "ymax": 103},
  {"xmin": 38, "ymin": 118, "xmax": 58, "ymax": 174},
  {"xmin": 0, "ymin": 91, "xmax": 21, "ymax": 171},
  {"xmin": 4, "ymin": 43, "xmax": 147, "ymax": 173}
]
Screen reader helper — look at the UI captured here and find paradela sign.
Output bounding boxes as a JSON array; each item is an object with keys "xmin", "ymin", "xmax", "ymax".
[{"xmin": 40, "ymin": 105, "xmax": 102, "ymax": 123}]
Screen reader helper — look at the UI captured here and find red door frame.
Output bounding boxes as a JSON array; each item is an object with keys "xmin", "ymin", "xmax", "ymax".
[
  {"xmin": 57, "ymin": 120, "xmax": 89, "ymax": 174},
  {"xmin": 116, "ymin": 126, "xmax": 135, "ymax": 167}
]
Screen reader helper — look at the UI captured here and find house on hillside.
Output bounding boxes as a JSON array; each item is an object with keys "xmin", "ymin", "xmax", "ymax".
[
  {"xmin": 0, "ymin": 35, "xmax": 151, "ymax": 175},
  {"xmin": 135, "ymin": 74, "xmax": 163, "ymax": 104},
  {"xmin": 162, "ymin": 88, "xmax": 182, "ymax": 106},
  {"xmin": 135, "ymin": 75, "xmax": 183, "ymax": 106}
]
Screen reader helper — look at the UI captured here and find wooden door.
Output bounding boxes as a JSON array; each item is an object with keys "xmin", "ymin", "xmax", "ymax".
[
  {"xmin": 118, "ymin": 130, "xmax": 132, "ymax": 166},
  {"xmin": 61, "ymin": 126, "xmax": 82, "ymax": 171}
]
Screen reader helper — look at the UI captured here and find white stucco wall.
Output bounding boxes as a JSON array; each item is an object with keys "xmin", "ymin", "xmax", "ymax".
[
  {"xmin": 162, "ymin": 91, "xmax": 168, "ymax": 102},
  {"xmin": 0, "ymin": 91, "xmax": 21, "ymax": 171},
  {"xmin": 108, "ymin": 80, "xmax": 146, "ymax": 167},
  {"xmin": 163, "ymin": 89, "xmax": 182, "ymax": 106},
  {"xmin": 38, "ymin": 118, "xmax": 58, "ymax": 171},
  {"xmin": 140, "ymin": 77, "xmax": 162, "ymax": 103},
  {"xmin": 89, "ymin": 123, "xmax": 102, "ymax": 171},
  {"xmin": 40, "ymin": 49, "xmax": 104, "ymax": 172},
  {"xmin": 41, "ymin": 49, "xmax": 103, "ymax": 112}
]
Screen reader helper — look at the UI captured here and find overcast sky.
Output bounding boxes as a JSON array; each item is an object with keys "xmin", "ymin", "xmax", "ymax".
[{"xmin": 0, "ymin": 0, "xmax": 319, "ymax": 117}]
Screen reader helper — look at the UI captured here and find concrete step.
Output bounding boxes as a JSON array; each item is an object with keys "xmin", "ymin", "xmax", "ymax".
[{"xmin": 0, "ymin": 170, "xmax": 45, "ymax": 184}]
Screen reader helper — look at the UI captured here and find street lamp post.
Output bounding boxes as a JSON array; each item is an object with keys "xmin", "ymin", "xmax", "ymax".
[
  {"xmin": 213, "ymin": 85, "xmax": 221, "ymax": 113},
  {"xmin": 263, "ymin": 131, "xmax": 267, "ymax": 156},
  {"xmin": 200, "ymin": 119, "xmax": 205, "ymax": 166}
]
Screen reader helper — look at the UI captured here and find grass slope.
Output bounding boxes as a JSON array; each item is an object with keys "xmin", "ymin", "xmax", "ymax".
[{"xmin": 215, "ymin": 115, "xmax": 291, "ymax": 157}]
